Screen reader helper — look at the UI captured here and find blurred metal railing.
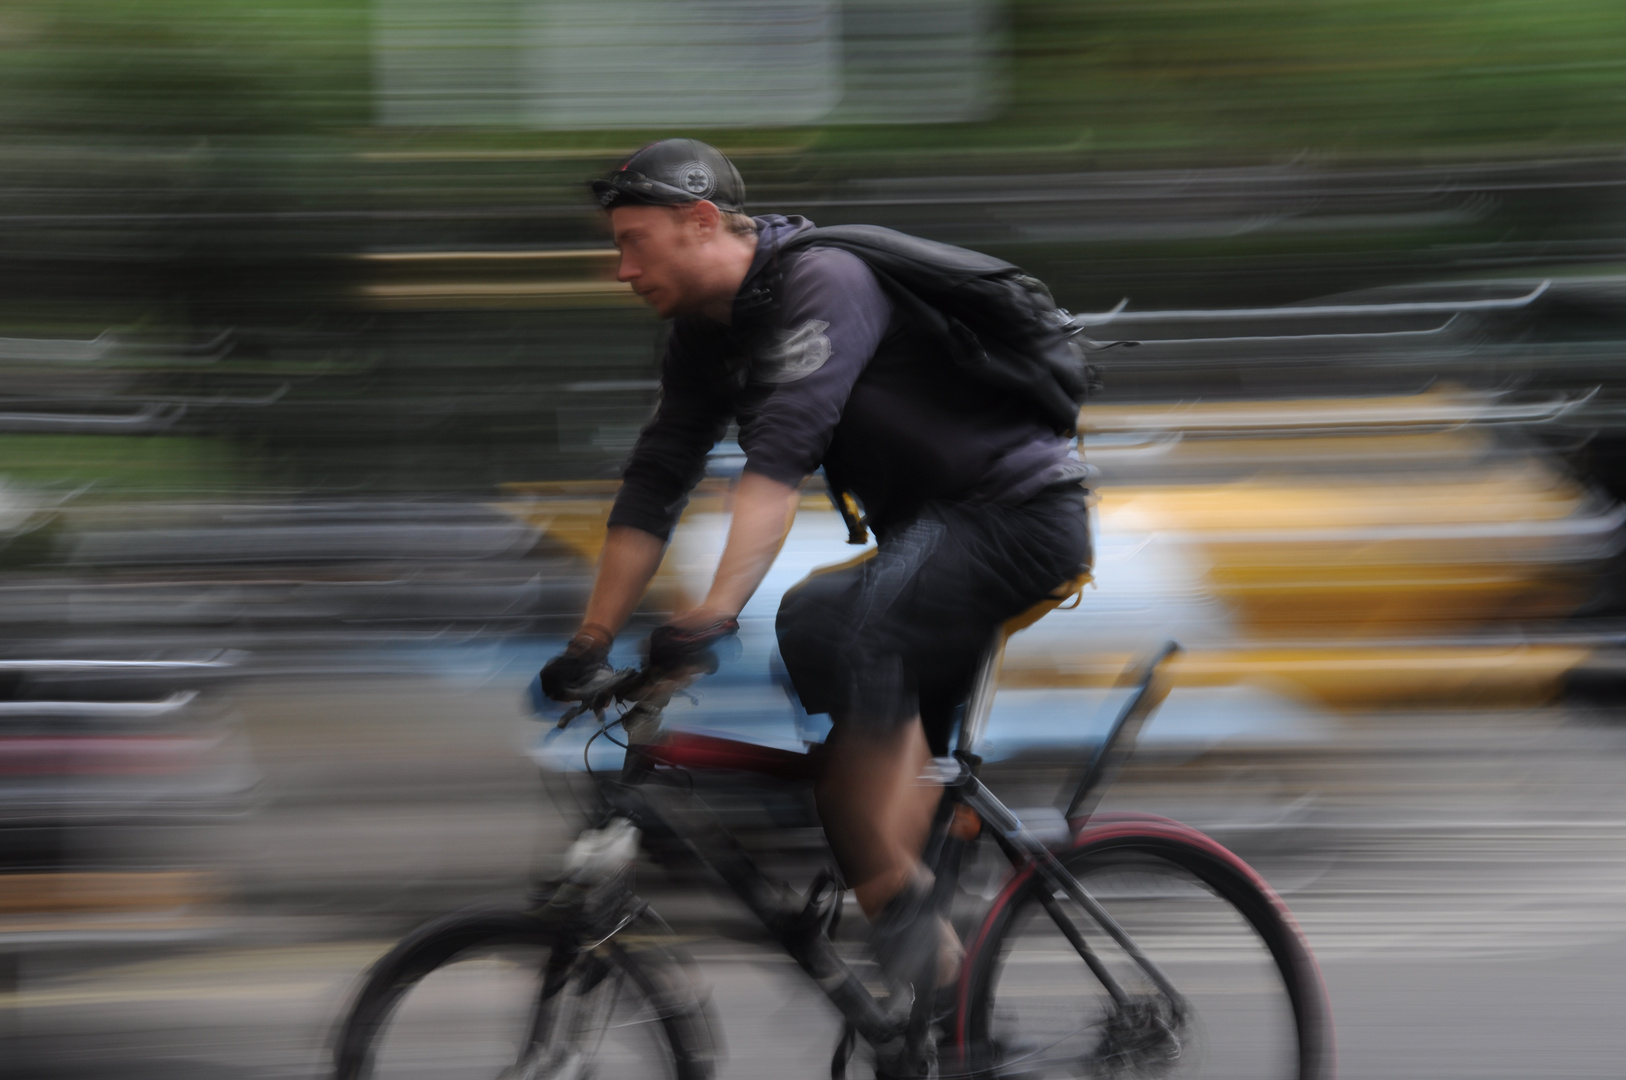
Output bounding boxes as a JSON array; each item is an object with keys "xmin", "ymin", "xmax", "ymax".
[
  {"xmin": 1077, "ymin": 280, "xmax": 1551, "ymax": 327},
  {"xmin": 1082, "ymin": 388, "xmax": 1597, "ymax": 435}
]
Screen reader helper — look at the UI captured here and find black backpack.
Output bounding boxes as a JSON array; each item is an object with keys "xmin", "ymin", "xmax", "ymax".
[{"xmin": 778, "ymin": 225, "xmax": 1100, "ymax": 436}]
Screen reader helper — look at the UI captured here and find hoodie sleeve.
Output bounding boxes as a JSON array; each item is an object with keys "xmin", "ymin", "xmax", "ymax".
[
  {"xmin": 736, "ymin": 247, "xmax": 893, "ymax": 487},
  {"xmin": 606, "ymin": 330, "xmax": 732, "ymax": 542}
]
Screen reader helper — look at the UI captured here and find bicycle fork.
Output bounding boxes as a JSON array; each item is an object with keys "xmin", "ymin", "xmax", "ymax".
[{"xmin": 520, "ymin": 943, "xmax": 619, "ymax": 1080}]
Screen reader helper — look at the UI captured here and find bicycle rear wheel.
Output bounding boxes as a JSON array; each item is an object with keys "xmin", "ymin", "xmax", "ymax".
[
  {"xmin": 333, "ymin": 907, "xmax": 715, "ymax": 1080},
  {"xmin": 959, "ymin": 820, "xmax": 1333, "ymax": 1080}
]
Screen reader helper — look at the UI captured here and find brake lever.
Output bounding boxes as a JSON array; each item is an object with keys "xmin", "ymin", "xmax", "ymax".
[
  {"xmin": 553, "ymin": 666, "xmax": 643, "ymax": 729},
  {"xmin": 555, "ymin": 695, "xmax": 614, "ymax": 730},
  {"xmin": 555, "ymin": 702, "xmax": 591, "ymax": 729}
]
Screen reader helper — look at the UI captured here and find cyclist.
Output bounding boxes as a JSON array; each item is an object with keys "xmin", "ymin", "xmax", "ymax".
[{"xmin": 541, "ymin": 138, "xmax": 1091, "ymax": 1069}]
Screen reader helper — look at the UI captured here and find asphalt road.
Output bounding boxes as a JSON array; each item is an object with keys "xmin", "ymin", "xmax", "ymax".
[{"xmin": 8, "ymin": 675, "xmax": 1626, "ymax": 1079}]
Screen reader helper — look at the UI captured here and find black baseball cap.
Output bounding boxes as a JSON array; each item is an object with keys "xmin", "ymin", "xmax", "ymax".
[{"xmin": 590, "ymin": 139, "xmax": 746, "ymax": 214}]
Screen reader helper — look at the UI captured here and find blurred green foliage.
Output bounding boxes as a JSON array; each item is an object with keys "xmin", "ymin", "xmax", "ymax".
[
  {"xmin": 0, "ymin": 0, "xmax": 368, "ymax": 136},
  {"xmin": 0, "ymin": 435, "xmax": 256, "ymax": 493},
  {"xmin": 2, "ymin": 0, "xmax": 1623, "ymax": 155},
  {"xmin": 1003, "ymin": 0, "xmax": 1626, "ymax": 156}
]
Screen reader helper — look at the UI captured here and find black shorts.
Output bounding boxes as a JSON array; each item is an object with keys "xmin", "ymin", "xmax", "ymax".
[{"xmin": 775, "ymin": 483, "xmax": 1091, "ymax": 753}]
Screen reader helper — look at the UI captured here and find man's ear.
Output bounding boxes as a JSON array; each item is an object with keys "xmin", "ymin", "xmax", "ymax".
[{"xmin": 687, "ymin": 199, "xmax": 722, "ymax": 236}]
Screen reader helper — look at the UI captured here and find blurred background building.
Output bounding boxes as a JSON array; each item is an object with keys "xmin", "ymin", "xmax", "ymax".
[{"xmin": 4, "ymin": 0, "xmax": 1626, "ymax": 1075}]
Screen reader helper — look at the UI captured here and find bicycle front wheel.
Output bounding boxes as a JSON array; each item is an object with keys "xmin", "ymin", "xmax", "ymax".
[
  {"xmin": 333, "ymin": 907, "xmax": 715, "ymax": 1080},
  {"xmin": 960, "ymin": 820, "xmax": 1333, "ymax": 1080}
]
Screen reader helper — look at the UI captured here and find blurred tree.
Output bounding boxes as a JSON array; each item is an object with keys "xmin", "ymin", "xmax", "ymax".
[{"xmin": 0, "ymin": 0, "xmax": 368, "ymax": 136}]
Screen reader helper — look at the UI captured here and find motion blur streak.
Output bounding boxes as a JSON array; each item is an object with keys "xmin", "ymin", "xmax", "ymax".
[{"xmin": 4, "ymin": 0, "xmax": 1626, "ymax": 1076}]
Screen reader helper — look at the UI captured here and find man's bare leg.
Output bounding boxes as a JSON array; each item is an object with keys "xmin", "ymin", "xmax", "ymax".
[{"xmin": 816, "ymin": 718, "xmax": 963, "ymax": 982}]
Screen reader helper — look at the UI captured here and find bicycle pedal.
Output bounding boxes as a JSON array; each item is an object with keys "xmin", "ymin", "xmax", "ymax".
[{"xmin": 872, "ymin": 1033, "xmax": 937, "ymax": 1080}]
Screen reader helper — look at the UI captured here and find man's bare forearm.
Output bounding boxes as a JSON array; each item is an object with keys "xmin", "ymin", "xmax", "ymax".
[
  {"xmin": 582, "ymin": 474, "xmax": 799, "ymax": 641},
  {"xmin": 699, "ymin": 471, "xmax": 802, "ymax": 618},
  {"xmin": 580, "ymin": 526, "xmax": 666, "ymax": 638}
]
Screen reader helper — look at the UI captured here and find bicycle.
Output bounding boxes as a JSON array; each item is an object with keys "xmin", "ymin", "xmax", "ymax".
[{"xmin": 333, "ymin": 579, "xmax": 1335, "ymax": 1079}]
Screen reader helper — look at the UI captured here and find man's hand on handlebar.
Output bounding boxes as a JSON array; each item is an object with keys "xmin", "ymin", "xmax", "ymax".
[
  {"xmin": 647, "ymin": 610, "xmax": 739, "ymax": 677},
  {"xmin": 540, "ymin": 624, "xmax": 615, "ymax": 702},
  {"xmin": 541, "ymin": 611, "xmax": 739, "ymax": 708}
]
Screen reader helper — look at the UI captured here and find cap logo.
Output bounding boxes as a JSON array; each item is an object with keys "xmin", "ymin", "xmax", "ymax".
[{"xmin": 677, "ymin": 161, "xmax": 715, "ymax": 198}]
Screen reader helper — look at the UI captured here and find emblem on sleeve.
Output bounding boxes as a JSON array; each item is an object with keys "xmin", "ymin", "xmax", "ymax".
[{"xmin": 759, "ymin": 319, "xmax": 832, "ymax": 383}]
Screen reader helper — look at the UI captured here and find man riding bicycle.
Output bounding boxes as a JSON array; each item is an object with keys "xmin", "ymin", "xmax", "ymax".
[{"xmin": 540, "ymin": 138, "xmax": 1091, "ymax": 1071}]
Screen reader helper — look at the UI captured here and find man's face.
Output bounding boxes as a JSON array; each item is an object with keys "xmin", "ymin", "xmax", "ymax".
[{"xmin": 610, "ymin": 203, "xmax": 704, "ymax": 318}]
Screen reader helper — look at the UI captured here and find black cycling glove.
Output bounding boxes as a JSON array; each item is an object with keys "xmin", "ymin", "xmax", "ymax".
[
  {"xmin": 647, "ymin": 615, "xmax": 739, "ymax": 675},
  {"xmin": 540, "ymin": 627, "xmax": 613, "ymax": 701}
]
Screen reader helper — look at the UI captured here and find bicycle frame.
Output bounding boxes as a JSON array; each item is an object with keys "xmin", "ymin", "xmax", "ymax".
[{"xmin": 579, "ymin": 638, "xmax": 1189, "ymax": 1060}]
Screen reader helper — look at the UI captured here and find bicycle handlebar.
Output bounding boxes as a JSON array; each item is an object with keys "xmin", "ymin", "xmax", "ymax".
[{"xmin": 553, "ymin": 665, "xmax": 657, "ymax": 728}]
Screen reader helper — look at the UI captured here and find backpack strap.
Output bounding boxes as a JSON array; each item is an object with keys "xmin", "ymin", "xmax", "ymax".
[{"xmin": 826, "ymin": 486, "xmax": 869, "ymax": 546}]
